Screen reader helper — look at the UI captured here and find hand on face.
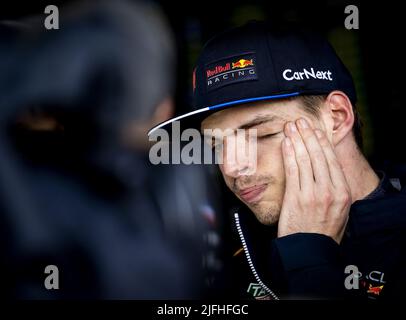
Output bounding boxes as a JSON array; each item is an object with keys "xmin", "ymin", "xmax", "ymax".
[{"xmin": 278, "ymin": 118, "xmax": 352, "ymax": 243}]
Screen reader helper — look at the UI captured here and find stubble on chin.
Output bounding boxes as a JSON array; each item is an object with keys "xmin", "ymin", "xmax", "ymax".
[{"xmin": 250, "ymin": 201, "xmax": 281, "ymax": 226}]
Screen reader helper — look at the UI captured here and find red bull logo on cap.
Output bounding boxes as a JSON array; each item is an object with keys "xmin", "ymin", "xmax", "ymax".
[
  {"xmin": 206, "ymin": 63, "xmax": 231, "ymax": 78},
  {"xmin": 232, "ymin": 59, "xmax": 254, "ymax": 69},
  {"xmin": 204, "ymin": 53, "xmax": 257, "ymax": 92}
]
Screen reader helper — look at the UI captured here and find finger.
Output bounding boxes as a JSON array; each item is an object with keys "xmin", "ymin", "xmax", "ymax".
[
  {"xmin": 314, "ymin": 129, "xmax": 348, "ymax": 188},
  {"xmin": 284, "ymin": 121, "xmax": 313, "ymax": 190},
  {"xmin": 282, "ymin": 137, "xmax": 300, "ymax": 193},
  {"xmin": 296, "ymin": 118, "xmax": 331, "ymax": 186}
]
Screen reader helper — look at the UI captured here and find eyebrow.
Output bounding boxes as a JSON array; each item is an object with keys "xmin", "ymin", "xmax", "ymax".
[
  {"xmin": 238, "ymin": 115, "xmax": 283, "ymax": 130},
  {"xmin": 202, "ymin": 114, "xmax": 284, "ymax": 143}
]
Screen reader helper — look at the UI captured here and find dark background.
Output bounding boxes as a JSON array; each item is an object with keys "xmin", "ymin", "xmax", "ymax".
[
  {"xmin": 1, "ymin": 0, "xmax": 405, "ymax": 300},
  {"xmin": 1, "ymin": 0, "xmax": 404, "ymax": 167}
]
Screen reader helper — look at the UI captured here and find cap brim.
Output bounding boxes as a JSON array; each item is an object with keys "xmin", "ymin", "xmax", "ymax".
[{"xmin": 147, "ymin": 92, "xmax": 300, "ymax": 136}]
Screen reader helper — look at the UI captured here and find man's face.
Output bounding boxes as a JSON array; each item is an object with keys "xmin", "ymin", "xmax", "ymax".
[{"xmin": 201, "ymin": 99, "xmax": 322, "ymax": 225}]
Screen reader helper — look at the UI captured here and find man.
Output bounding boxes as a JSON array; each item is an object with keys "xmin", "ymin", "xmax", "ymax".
[{"xmin": 149, "ymin": 21, "xmax": 406, "ymax": 299}]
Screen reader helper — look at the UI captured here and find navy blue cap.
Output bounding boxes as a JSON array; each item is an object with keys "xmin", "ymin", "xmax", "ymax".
[{"xmin": 148, "ymin": 21, "xmax": 356, "ymax": 136}]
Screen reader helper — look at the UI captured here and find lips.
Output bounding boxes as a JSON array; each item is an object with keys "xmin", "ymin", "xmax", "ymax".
[{"xmin": 238, "ymin": 184, "xmax": 267, "ymax": 204}]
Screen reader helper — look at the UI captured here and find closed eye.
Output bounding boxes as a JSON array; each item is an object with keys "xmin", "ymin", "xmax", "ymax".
[
  {"xmin": 259, "ymin": 131, "xmax": 282, "ymax": 139},
  {"xmin": 210, "ymin": 131, "xmax": 282, "ymax": 148}
]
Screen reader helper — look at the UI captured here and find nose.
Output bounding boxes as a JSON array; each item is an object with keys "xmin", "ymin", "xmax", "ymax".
[
  {"xmin": 220, "ymin": 134, "xmax": 255, "ymax": 178},
  {"xmin": 221, "ymin": 160, "xmax": 250, "ymax": 178}
]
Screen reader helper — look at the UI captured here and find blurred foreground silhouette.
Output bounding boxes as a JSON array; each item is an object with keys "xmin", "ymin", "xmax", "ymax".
[{"xmin": 0, "ymin": 0, "xmax": 218, "ymax": 299}]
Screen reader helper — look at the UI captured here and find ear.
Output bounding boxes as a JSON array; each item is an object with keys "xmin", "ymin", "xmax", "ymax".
[{"xmin": 325, "ymin": 91, "xmax": 354, "ymax": 146}]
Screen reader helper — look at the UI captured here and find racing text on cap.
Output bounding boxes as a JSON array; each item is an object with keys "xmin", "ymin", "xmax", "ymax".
[{"xmin": 205, "ymin": 53, "xmax": 258, "ymax": 91}]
